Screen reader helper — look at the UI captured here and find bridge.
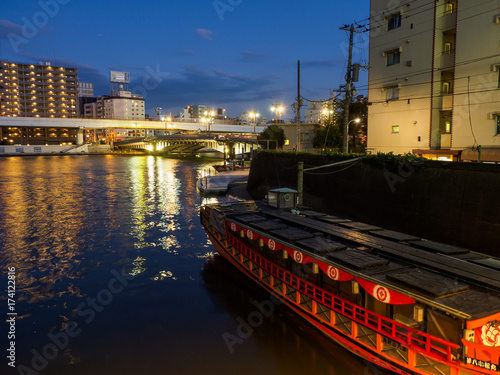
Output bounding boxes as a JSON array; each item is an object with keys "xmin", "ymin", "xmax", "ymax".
[
  {"xmin": 0, "ymin": 116, "xmax": 266, "ymax": 145},
  {"xmin": 114, "ymin": 134, "xmax": 259, "ymax": 157}
]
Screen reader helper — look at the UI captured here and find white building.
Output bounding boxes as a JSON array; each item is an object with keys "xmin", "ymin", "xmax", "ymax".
[
  {"xmin": 304, "ymin": 102, "xmax": 324, "ymax": 124},
  {"xmin": 84, "ymin": 91, "xmax": 145, "ymax": 121},
  {"xmin": 367, "ymin": 0, "xmax": 500, "ymax": 161}
]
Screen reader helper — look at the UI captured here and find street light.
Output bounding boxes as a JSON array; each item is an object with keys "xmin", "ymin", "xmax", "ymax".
[
  {"xmin": 203, "ymin": 110, "xmax": 215, "ymax": 135},
  {"xmin": 346, "ymin": 118, "xmax": 361, "ymax": 153},
  {"xmin": 322, "ymin": 108, "xmax": 333, "ymax": 123},
  {"xmin": 249, "ymin": 112, "xmax": 260, "ymax": 134},
  {"xmin": 271, "ymin": 103, "xmax": 284, "ymax": 125}
]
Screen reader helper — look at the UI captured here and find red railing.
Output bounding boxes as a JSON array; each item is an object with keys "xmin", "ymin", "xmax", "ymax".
[{"xmin": 226, "ymin": 231, "xmax": 459, "ymax": 363}]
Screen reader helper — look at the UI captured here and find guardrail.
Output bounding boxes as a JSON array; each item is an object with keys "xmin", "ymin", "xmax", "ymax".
[{"xmin": 226, "ymin": 230, "xmax": 459, "ymax": 363}]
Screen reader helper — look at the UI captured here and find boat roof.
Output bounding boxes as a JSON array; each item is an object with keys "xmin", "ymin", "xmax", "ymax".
[{"xmin": 206, "ymin": 201, "xmax": 500, "ymax": 321}]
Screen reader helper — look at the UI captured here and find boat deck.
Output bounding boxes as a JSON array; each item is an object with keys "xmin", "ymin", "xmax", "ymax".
[{"xmin": 210, "ymin": 201, "xmax": 500, "ymax": 320}]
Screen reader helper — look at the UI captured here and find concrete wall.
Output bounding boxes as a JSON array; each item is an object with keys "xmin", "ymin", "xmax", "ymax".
[
  {"xmin": 0, "ymin": 144, "xmax": 82, "ymax": 155},
  {"xmin": 247, "ymin": 152, "xmax": 500, "ymax": 255}
]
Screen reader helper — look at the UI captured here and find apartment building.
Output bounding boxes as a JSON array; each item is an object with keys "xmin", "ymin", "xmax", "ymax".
[
  {"xmin": 84, "ymin": 91, "xmax": 145, "ymax": 120},
  {"xmin": 0, "ymin": 60, "xmax": 78, "ymax": 118},
  {"xmin": 367, "ymin": 0, "xmax": 500, "ymax": 161}
]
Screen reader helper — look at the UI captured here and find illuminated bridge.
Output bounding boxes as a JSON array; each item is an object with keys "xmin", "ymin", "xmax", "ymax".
[{"xmin": 114, "ymin": 134, "xmax": 259, "ymax": 157}]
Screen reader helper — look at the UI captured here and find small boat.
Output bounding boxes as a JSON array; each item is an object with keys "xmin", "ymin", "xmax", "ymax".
[{"xmin": 200, "ymin": 188, "xmax": 500, "ymax": 375}]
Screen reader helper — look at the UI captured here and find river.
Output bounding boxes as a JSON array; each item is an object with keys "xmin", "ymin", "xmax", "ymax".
[{"xmin": 0, "ymin": 155, "xmax": 381, "ymax": 375}]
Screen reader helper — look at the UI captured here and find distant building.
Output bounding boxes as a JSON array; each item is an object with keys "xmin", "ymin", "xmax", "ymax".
[
  {"xmin": 239, "ymin": 112, "xmax": 251, "ymax": 124},
  {"xmin": 178, "ymin": 106, "xmax": 190, "ymax": 119},
  {"xmin": 304, "ymin": 102, "xmax": 323, "ymax": 124},
  {"xmin": 77, "ymin": 83, "xmax": 96, "ymax": 118},
  {"xmin": 277, "ymin": 123, "xmax": 320, "ymax": 151},
  {"xmin": 78, "ymin": 82, "xmax": 94, "ymax": 98},
  {"xmin": 189, "ymin": 105, "xmax": 207, "ymax": 119},
  {"xmin": 216, "ymin": 108, "xmax": 227, "ymax": 120},
  {"xmin": 368, "ymin": 0, "xmax": 500, "ymax": 161},
  {"xmin": 0, "ymin": 60, "xmax": 78, "ymax": 118},
  {"xmin": 84, "ymin": 91, "xmax": 145, "ymax": 120}
]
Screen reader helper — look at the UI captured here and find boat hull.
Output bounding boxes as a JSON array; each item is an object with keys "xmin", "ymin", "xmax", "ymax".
[{"xmin": 201, "ymin": 205, "xmax": 496, "ymax": 375}]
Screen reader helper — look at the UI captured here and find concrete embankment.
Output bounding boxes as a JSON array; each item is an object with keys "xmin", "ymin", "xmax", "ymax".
[
  {"xmin": 246, "ymin": 152, "xmax": 500, "ymax": 255},
  {"xmin": 0, "ymin": 144, "xmax": 114, "ymax": 156}
]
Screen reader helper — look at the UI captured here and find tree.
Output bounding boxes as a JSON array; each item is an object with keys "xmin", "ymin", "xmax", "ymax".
[
  {"xmin": 312, "ymin": 119, "xmax": 343, "ymax": 150},
  {"xmin": 258, "ymin": 125, "xmax": 286, "ymax": 150},
  {"xmin": 334, "ymin": 95, "xmax": 368, "ymax": 153}
]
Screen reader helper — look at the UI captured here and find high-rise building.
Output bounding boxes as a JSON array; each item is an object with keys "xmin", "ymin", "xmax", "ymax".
[
  {"xmin": 0, "ymin": 60, "xmax": 78, "ymax": 118},
  {"xmin": 367, "ymin": 1, "xmax": 500, "ymax": 161}
]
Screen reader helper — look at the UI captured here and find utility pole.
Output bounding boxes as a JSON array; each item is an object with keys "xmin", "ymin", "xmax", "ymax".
[
  {"xmin": 341, "ymin": 24, "xmax": 354, "ymax": 154},
  {"xmin": 296, "ymin": 60, "xmax": 302, "ymax": 152}
]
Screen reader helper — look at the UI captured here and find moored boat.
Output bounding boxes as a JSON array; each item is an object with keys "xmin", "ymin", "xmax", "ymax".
[{"xmin": 200, "ymin": 188, "xmax": 500, "ymax": 375}]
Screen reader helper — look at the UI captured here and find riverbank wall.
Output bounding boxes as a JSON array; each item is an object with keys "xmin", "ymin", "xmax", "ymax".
[
  {"xmin": 0, "ymin": 144, "xmax": 115, "ymax": 156},
  {"xmin": 247, "ymin": 152, "xmax": 500, "ymax": 254}
]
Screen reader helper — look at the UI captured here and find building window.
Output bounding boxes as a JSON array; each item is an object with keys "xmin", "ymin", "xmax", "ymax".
[
  {"xmin": 385, "ymin": 86, "xmax": 400, "ymax": 101},
  {"xmin": 445, "ymin": 121, "xmax": 451, "ymax": 134},
  {"xmin": 388, "ymin": 13, "xmax": 402, "ymax": 31},
  {"xmin": 386, "ymin": 50, "xmax": 401, "ymax": 66},
  {"xmin": 496, "ymin": 115, "xmax": 500, "ymax": 135},
  {"xmin": 443, "ymin": 42, "xmax": 453, "ymax": 54},
  {"xmin": 445, "ymin": 1, "xmax": 455, "ymax": 14},
  {"xmin": 392, "ymin": 125, "xmax": 400, "ymax": 133},
  {"xmin": 442, "ymin": 82, "xmax": 451, "ymax": 94}
]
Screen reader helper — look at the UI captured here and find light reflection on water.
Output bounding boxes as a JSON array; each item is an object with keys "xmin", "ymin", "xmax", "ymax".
[{"xmin": 0, "ymin": 155, "xmax": 381, "ymax": 375}]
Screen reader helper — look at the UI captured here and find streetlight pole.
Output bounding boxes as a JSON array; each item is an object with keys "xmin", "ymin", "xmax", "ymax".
[
  {"xmin": 203, "ymin": 111, "xmax": 215, "ymax": 135},
  {"xmin": 250, "ymin": 112, "xmax": 259, "ymax": 134},
  {"xmin": 342, "ymin": 24, "xmax": 354, "ymax": 153},
  {"xmin": 346, "ymin": 118, "xmax": 360, "ymax": 153},
  {"xmin": 271, "ymin": 103, "xmax": 283, "ymax": 125}
]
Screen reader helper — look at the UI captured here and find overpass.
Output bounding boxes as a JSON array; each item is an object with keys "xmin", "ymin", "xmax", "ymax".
[{"xmin": 0, "ymin": 116, "xmax": 266, "ymax": 142}]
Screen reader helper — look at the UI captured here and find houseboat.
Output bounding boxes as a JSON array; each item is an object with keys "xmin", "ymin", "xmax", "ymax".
[{"xmin": 200, "ymin": 188, "xmax": 500, "ymax": 375}]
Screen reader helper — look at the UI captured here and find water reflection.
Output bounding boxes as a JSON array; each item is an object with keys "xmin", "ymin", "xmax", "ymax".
[
  {"xmin": 0, "ymin": 155, "xmax": 382, "ymax": 375},
  {"xmin": 201, "ymin": 254, "xmax": 380, "ymax": 375}
]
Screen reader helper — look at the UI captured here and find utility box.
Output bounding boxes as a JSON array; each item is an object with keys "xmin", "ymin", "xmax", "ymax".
[{"xmin": 267, "ymin": 188, "xmax": 298, "ymax": 209}]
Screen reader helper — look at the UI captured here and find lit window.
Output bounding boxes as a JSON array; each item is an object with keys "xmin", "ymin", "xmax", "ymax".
[
  {"xmin": 445, "ymin": 2, "xmax": 454, "ymax": 14},
  {"xmin": 445, "ymin": 121, "xmax": 451, "ymax": 134},
  {"xmin": 392, "ymin": 125, "xmax": 400, "ymax": 133},
  {"xmin": 496, "ymin": 115, "xmax": 500, "ymax": 136},
  {"xmin": 442, "ymin": 82, "xmax": 451, "ymax": 94},
  {"xmin": 443, "ymin": 42, "xmax": 453, "ymax": 54},
  {"xmin": 385, "ymin": 86, "xmax": 400, "ymax": 101},
  {"xmin": 386, "ymin": 49, "xmax": 401, "ymax": 66}
]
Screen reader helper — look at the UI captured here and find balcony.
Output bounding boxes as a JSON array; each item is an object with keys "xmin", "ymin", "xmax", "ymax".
[
  {"xmin": 441, "ymin": 11, "xmax": 456, "ymax": 30},
  {"xmin": 441, "ymin": 52, "xmax": 455, "ymax": 70},
  {"xmin": 440, "ymin": 134, "xmax": 451, "ymax": 149},
  {"xmin": 441, "ymin": 94, "xmax": 453, "ymax": 110}
]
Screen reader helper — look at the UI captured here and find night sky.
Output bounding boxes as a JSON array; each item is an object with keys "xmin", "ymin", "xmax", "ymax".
[{"xmin": 0, "ymin": 0, "xmax": 370, "ymax": 119}]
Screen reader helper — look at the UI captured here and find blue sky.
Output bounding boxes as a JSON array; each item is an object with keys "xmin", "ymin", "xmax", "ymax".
[{"xmin": 0, "ymin": 0, "xmax": 370, "ymax": 118}]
